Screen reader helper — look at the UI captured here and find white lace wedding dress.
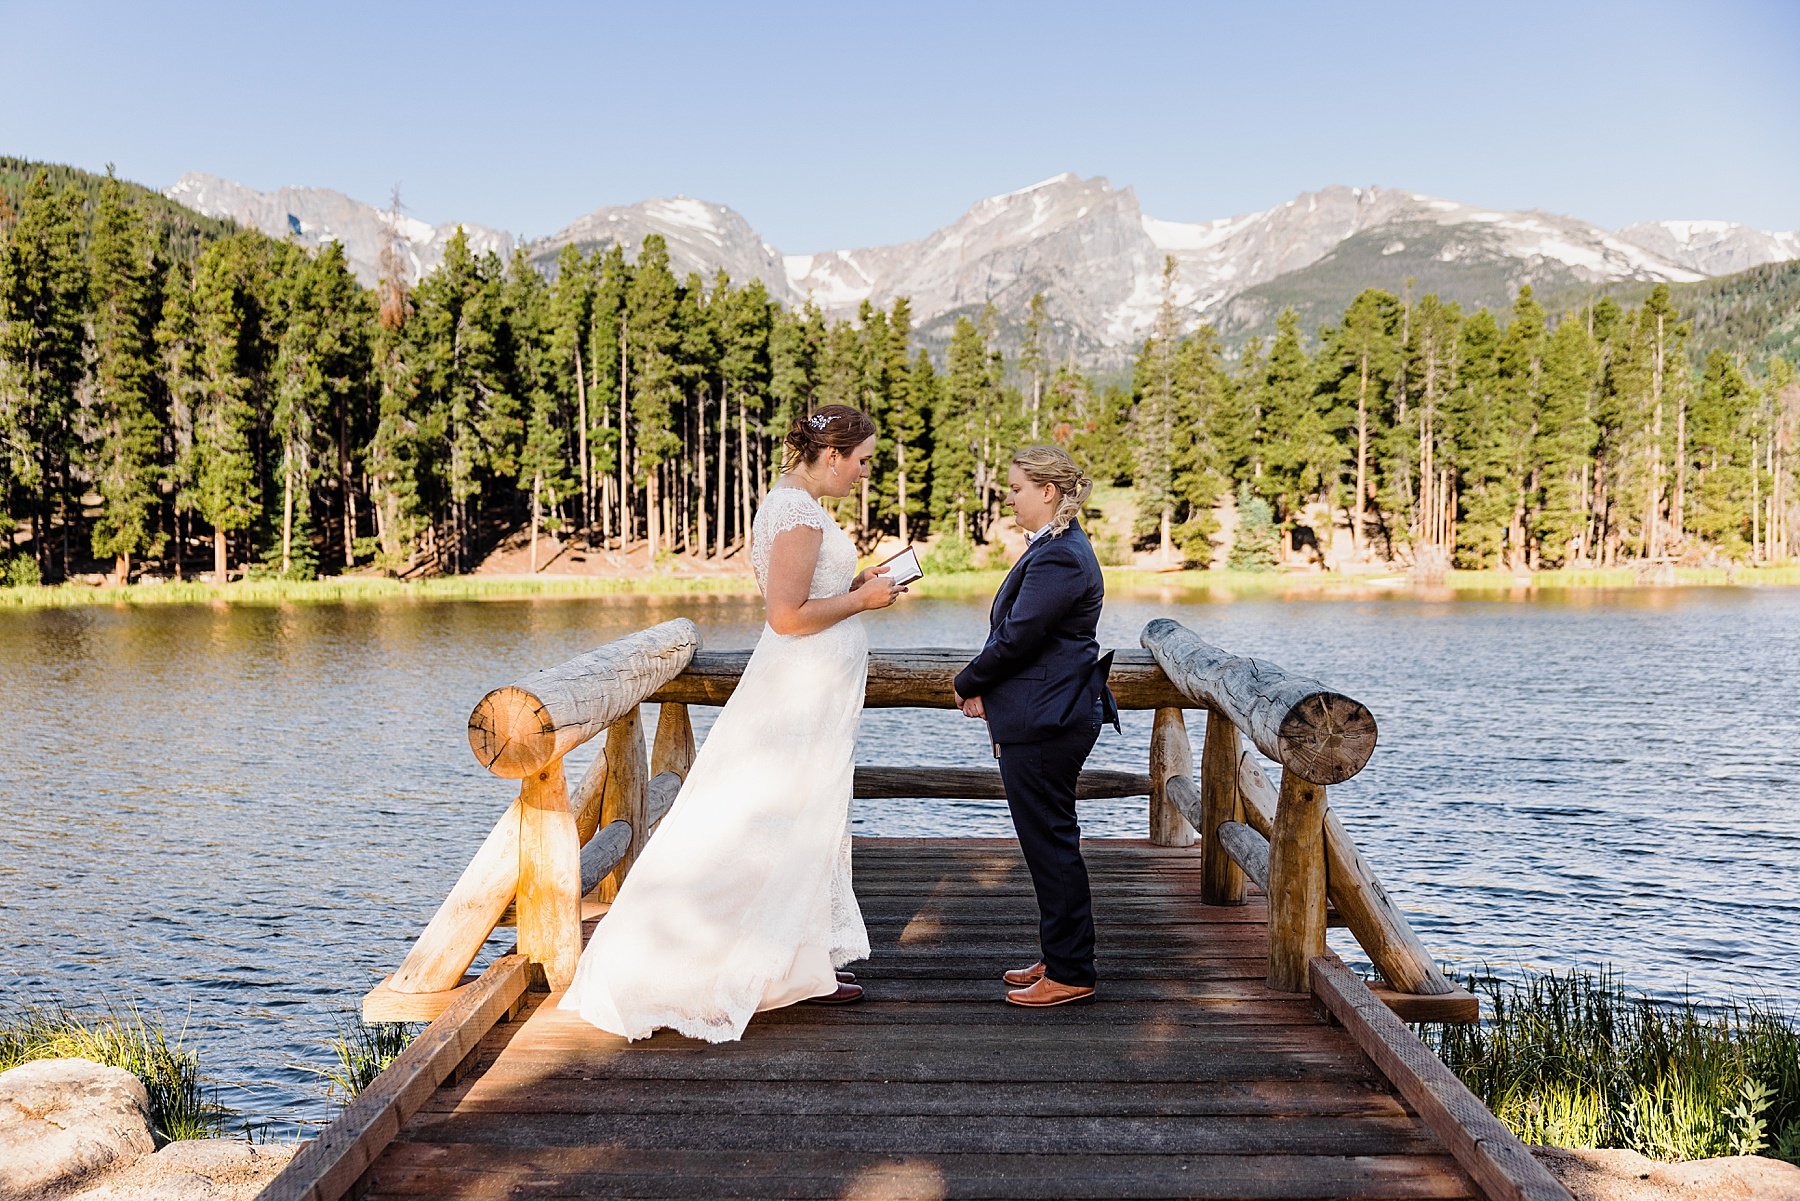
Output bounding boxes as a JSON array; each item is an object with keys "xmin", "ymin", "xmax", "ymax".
[{"xmin": 558, "ymin": 486, "xmax": 871, "ymax": 1042}]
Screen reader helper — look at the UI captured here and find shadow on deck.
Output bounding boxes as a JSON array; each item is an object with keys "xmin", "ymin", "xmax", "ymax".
[{"xmin": 358, "ymin": 840, "xmax": 1481, "ymax": 1200}]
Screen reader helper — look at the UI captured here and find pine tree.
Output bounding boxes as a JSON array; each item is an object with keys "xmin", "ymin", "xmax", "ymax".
[
  {"xmin": 1021, "ymin": 292, "xmax": 1049, "ymax": 441},
  {"xmin": 717, "ymin": 278, "xmax": 772, "ymax": 554},
  {"xmin": 1531, "ymin": 313, "xmax": 1600, "ymax": 566},
  {"xmin": 1494, "ymin": 287, "xmax": 1548, "ymax": 566},
  {"xmin": 1170, "ymin": 327, "xmax": 1231, "ymax": 563},
  {"xmin": 505, "ymin": 248, "xmax": 570, "ymax": 571},
  {"xmin": 1450, "ymin": 308, "xmax": 1508, "ymax": 566},
  {"xmin": 1687, "ymin": 349, "xmax": 1755, "ymax": 554},
  {"xmin": 1228, "ymin": 484, "xmax": 1280, "ymax": 570},
  {"xmin": 408, "ymin": 227, "xmax": 515, "ymax": 572},
  {"xmin": 0, "ymin": 174, "xmax": 88, "ymax": 580},
  {"xmin": 1257, "ymin": 308, "xmax": 1339, "ymax": 560},
  {"xmin": 185, "ymin": 234, "xmax": 267, "ymax": 582},
  {"xmin": 545, "ymin": 244, "xmax": 597, "ymax": 535},
  {"xmin": 1321, "ymin": 289, "xmax": 1401, "ymax": 559},
  {"xmin": 364, "ymin": 212, "xmax": 429, "ymax": 574},
  {"xmin": 1131, "ymin": 256, "xmax": 1183, "ymax": 563},
  {"xmin": 625, "ymin": 234, "xmax": 682, "ymax": 557},
  {"xmin": 931, "ymin": 316, "xmax": 988, "ymax": 541},
  {"xmin": 86, "ymin": 169, "xmax": 165, "ymax": 583},
  {"xmin": 269, "ymin": 241, "xmax": 371, "ymax": 578}
]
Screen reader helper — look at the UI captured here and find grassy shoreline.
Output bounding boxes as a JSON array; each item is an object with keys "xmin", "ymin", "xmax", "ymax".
[
  {"xmin": 1420, "ymin": 969, "xmax": 1800, "ymax": 1164},
  {"xmin": 3, "ymin": 564, "xmax": 1799, "ymax": 610}
]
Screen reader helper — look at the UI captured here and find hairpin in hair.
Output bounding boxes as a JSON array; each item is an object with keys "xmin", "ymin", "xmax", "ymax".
[{"xmin": 807, "ymin": 412, "xmax": 834, "ymax": 432}]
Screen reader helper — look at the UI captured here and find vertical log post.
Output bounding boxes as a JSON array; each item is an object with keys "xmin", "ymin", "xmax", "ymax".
[
  {"xmin": 1199, "ymin": 712, "xmax": 1247, "ymax": 906},
  {"xmin": 1148, "ymin": 707, "xmax": 1198, "ymax": 847},
  {"xmin": 1265, "ymin": 768, "xmax": 1328, "ymax": 992},
  {"xmin": 651, "ymin": 702, "xmax": 697, "ymax": 781},
  {"xmin": 515, "ymin": 759, "xmax": 580, "ymax": 991},
  {"xmin": 597, "ymin": 706, "xmax": 650, "ymax": 902}
]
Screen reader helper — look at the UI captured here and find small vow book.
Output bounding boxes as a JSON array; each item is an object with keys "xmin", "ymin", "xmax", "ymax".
[{"xmin": 876, "ymin": 544, "xmax": 924, "ymax": 586}]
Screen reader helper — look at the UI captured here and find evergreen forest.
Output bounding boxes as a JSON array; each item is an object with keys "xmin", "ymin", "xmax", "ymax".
[{"xmin": 2, "ymin": 165, "xmax": 1796, "ymax": 587}]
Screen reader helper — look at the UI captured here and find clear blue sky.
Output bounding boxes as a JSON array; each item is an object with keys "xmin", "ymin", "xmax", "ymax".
[{"xmin": 4, "ymin": 0, "xmax": 1796, "ymax": 252}]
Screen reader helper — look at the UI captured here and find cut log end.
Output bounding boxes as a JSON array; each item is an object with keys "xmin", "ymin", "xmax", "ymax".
[
  {"xmin": 468, "ymin": 686, "xmax": 556, "ymax": 779},
  {"xmin": 1276, "ymin": 692, "xmax": 1378, "ymax": 785}
]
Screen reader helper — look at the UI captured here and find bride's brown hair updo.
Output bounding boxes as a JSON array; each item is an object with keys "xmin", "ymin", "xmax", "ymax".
[
  {"xmin": 782, "ymin": 404, "xmax": 877, "ymax": 472},
  {"xmin": 1013, "ymin": 445, "xmax": 1093, "ymax": 538}
]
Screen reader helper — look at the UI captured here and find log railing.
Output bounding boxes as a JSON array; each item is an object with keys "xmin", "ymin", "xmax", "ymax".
[
  {"xmin": 1139, "ymin": 618, "xmax": 1473, "ymax": 1019},
  {"xmin": 363, "ymin": 619, "xmax": 700, "ymax": 1019},
  {"xmin": 363, "ymin": 616, "xmax": 1472, "ymax": 1023}
]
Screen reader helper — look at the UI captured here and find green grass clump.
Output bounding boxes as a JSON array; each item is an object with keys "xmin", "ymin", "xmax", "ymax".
[
  {"xmin": 0, "ymin": 1003, "xmax": 224, "ymax": 1141},
  {"xmin": 1418, "ymin": 969, "xmax": 1800, "ymax": 1162},
  {"xmin": 303, "ymin": 1017, "xmax": 417, "ymax": 1106}
]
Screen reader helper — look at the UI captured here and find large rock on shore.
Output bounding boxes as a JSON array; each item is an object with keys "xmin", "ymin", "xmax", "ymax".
[
  {"xmin": 64, "ymin": 1139, "xmax": 298, "ymax": 1200},
  {"xmin": 1535, "ymin": 1147, "xmax": 1800, "ymax": 1201},
  {"xmin": 0, "ymin": 1059, "xmax": 155, "ymax": 1199}
]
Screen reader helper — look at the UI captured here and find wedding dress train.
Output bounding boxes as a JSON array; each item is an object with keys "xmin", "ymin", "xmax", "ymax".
[{"xmin": 558, "ymin": 486, "xmax": 870, "ymax": 1042}]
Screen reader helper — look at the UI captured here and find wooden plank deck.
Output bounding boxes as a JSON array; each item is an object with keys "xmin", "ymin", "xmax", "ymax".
[{"xmin": 353, "ymin": 839, "xmax": 1480, "ymax": 1200}]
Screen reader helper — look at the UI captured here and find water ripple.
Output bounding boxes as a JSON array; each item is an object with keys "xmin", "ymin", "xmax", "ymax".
[{"xmin": 1, "ymin": 587, "xmax": 1797, "ymax": 1125}]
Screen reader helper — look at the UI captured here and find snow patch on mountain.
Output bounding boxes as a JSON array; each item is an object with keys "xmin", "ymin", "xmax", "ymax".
[
  {"xmin": 168, "ymin": 169, "xmax": 1799, "ymax": 361},
  {"xmin": 1616, "ymin": 219, "xmax": 1800, "ymax": 276},
  {"xmin": 165, "ymin": 173, "xmax": 514, "ymax": 287}
]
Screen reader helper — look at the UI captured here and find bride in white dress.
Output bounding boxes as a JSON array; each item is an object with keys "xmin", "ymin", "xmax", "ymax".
[{"xmin": 559, "ymin": 404, "xmax": 905, "ymax": 1043}]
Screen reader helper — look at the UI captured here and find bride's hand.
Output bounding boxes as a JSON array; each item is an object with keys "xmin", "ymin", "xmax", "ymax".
[
  {"xmin": 854, "ymin": 571, "xmax": 905, "ymax": 610},
  {"xmin": 851, "ymin": 563, "xmax": 891, "ymax": 590}
]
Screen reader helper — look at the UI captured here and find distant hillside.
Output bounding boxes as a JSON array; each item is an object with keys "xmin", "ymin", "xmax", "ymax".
[
  {"xmin": 1207, "ymin": 220, "xmax": 1586, "ymax": 345},
  {"xmin": 1551, "ymin": 260, "xmax": 1800, "ymax": 371},
  {"xmin": 1, "ymin": 156, "xmax": 245, "ymax": 264},
  {"xmin": 1673, "ymin": 259, "xmax": 1800, "ymax": 369}
]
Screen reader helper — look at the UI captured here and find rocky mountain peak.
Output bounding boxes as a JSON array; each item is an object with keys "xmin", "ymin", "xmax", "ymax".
[{"xmin": 166, "ymin": 172, "xmax": 514, "ymax": 286}]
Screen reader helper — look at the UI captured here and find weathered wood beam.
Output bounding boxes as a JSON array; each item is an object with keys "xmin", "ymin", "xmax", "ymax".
[
  {"xmin": 1199, "ymin": 712, "xmax": 1247, "ymax": 905},
  {"xmin": 1148, "ymin": 707, "xmax": 1198, "ymax": 847},
  {"xmin": 1216, "ymin": 820, "xmax": 1271, "ymax": 893},
  {"xmin": 580, "ymin": 818, "xmax": 632, "ymax": 895},
  {"xmin": 1237, "ymin": 752, "xmax": 1456, "ymax": 997},
  {"xmin": 1311, "ymin": 958, "xmax": 1569, "ymax": 1201},
  {"xmin": 515, "ymin": 759, "xmax": 579, "ymax": 991},
  {"xmin": 1141, "ymin": 618, "xmax": 1377, "ymax": 784},
  {"xmin": 852, "ymin": 767, "xmax": 1152, "ymax": 800},
  {"xmin": 646, "ymin": 769, "xmax": 682, "ymax": 828},
  {"xmin": 269, "ymin": 955, "xmax": 531, "ymax": 1201},
  {"xmin": 648, "ymin": 648, "xmax": 1190, "ymax": 710},
  {"xmin": 1163, "ymin": 773, "xmax": 1204, "ymax": 830},
  {"xmin": 387, "ymin": 798, "xmax": 526, "ymax": 994},
  {"xmin": 1266, "ymin": 769, "xmax": 1328, "ymax": 992},
  {"xmin": 468, "ymin": 619, "xmax": 700, "ymax": 779}
]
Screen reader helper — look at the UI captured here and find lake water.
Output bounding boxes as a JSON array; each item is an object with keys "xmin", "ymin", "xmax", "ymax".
[{"xmin": 2, "ymin": 586, "xmax": 1797, "ymax": 1131}]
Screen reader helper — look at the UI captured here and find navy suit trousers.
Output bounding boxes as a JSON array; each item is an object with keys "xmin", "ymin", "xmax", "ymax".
[{"xmin": 999, "ymin": 718, "xmax": 1103, "ymax": 988}]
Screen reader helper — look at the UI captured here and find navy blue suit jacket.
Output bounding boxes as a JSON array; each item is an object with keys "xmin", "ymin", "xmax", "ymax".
[{"xmin": 953, "ymin": 521, "xmax": 1116, "ymax": 744}]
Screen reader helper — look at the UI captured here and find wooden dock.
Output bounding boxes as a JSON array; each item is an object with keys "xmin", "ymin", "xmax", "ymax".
[{"xmin": 261, "ymin": 621, "xmax": 1570, "ymax": 1201}]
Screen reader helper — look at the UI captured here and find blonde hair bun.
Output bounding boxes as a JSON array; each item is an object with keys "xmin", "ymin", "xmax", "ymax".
[{"xmin": 1011, "ymin": 445, "xmax": 1092, "ymax": 537}]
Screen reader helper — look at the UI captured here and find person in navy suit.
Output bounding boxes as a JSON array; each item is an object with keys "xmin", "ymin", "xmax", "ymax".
[{"xmin": 953, "ymin": 446, "xmax": 1117, "ymax": 1007}]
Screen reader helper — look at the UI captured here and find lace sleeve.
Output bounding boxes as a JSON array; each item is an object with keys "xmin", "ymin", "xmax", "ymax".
[
  {"xmin": 751, "ymin": 489, "xmax": 830, "ymax": 593},
  {"xmin": 761, "ymin": 488, "xmax": 828, "ymax": 538}
]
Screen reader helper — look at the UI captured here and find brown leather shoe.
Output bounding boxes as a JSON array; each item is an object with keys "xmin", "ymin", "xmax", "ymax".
[
  {"xmin": 1002, "ymin": 961, "xmax": 1046, "ymax": 987},
  {"xmin": 835, "ymin": 970, "xmax": 857, "ymax": 984},
  {"xmin": 805, "ymin": 981, "xmax": 864, "ymax": 1005},
  {"xmin": 1005, "ymin": 976, "xmax": 1096, "ymax": 1007}
]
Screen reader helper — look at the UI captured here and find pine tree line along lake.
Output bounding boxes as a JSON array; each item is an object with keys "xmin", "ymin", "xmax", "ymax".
[{"xmin": 2, "ymin": 586, "xmax": 1797, "ymax": 1130}]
